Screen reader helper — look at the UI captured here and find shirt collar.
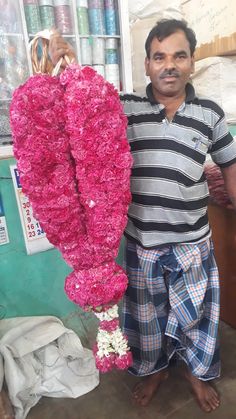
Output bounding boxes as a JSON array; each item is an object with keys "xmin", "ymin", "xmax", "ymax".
[{"xmin": 146, "ymin": 82, "xmax": 196, "ymax": 105}]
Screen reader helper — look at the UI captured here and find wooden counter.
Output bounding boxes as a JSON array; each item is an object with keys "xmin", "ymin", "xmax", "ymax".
[{"xmin": 208, "ymin": 203, "xmax": 236, "ymax": 328}]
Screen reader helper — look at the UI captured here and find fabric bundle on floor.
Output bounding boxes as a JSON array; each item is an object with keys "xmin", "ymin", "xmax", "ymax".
[{"xmin": 0, "ymin": 316, "xmax": 99, "ymax": 419}]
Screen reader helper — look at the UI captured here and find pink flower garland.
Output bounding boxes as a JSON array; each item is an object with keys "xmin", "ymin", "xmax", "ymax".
[
  {"xmin": 204, "ymin": 162, "xmax": 232, "ymax": 208},
  {"xmin": 10, "ymin": 65, "xmax": 133, "ymax": 372}
]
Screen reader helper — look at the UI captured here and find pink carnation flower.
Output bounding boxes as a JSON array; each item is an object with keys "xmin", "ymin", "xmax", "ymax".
[{"xmin": 115, "ymin": 352, "xmax": 133, "ymax": 370}]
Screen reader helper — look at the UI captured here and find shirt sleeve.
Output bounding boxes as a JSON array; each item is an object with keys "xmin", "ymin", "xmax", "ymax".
[{"xmin": 210, "ymin": 113, "xmax": 236, "ymax": 167}]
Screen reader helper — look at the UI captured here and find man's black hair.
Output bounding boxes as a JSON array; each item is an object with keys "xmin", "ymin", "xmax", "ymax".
[{"xmin": 145, "ymin": 19, "xmax": 197, "ymax": 58}]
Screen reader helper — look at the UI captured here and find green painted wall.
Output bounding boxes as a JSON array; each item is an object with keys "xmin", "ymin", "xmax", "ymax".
[
  {"xmin": 0, "ymin": 125, "xmax": 235, "ymax": 334},
  {"xmin": 229, "ymin": 125, "xmax": 236, "ymax": 136},
  {"xmin": 0, "ymin": 157, "xmax": 124, "ymax": 339}
]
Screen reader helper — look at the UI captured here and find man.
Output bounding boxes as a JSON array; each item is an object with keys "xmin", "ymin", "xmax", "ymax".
[{"xmin": 49, "ymin": 19, "xmax": 236, "ymax": 413}]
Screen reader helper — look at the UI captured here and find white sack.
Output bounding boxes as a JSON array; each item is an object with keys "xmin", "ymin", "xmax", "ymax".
[
  {"xmin": 130, "ymin": 3, "xmax": 183, "ymax": 94},
  {"xmin": 128, "ymin": 0, "xmax": 182, "ymax": 23},
  {"xmin": 192, "ymin": 56, "xmax": 236, "ymax": 124},
  {"xmin": 0, "ymin": 316, "xmax": 99, "ymax": 419}
]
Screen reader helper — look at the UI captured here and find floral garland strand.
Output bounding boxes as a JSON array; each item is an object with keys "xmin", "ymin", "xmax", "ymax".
[
  {"xmin": 61, "ymin": 65, "xmax": 132, "ymax": 301},
  {"xmin": 204, "ymin": 162, "xmax": 232, "ymax": 208},
  {"xmin": 61, "ymin": 65, "xmax": 132, "ymax": 269},
  {"xmin": 61, "ymin": 65, "xmax": 133, "ymax": 370},
  {"xmin": 10, "ymin": 65, "xmax": 133, "ymax": 372},
  {"xmin": 93, "ymin": 305, "xmax": 132, "ymax": 372},
  {"xmin": 10, "ymin": 74, "xmax": 86, "ymax": 254}
]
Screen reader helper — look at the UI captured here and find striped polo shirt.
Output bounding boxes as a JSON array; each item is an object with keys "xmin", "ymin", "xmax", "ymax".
[{"xmin": 120, "ymin": 83, "xmax": 236, "ymax": 248}]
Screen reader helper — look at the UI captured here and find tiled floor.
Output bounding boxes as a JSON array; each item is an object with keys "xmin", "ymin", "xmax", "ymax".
[{"xmin": 25, "ymin": 321, "xmax": 236, "ymax": 419}]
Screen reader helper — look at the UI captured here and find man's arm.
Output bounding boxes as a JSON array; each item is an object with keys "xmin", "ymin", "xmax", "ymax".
[
  {"xmin": 221, "ymin": 163, "xmax": 236, "ymax": 209},
  {"xmin": 49, "ymin": 31, "xmax": 77, "ymax": 68}
]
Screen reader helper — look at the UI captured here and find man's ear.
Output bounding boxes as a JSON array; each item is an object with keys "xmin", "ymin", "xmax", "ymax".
[{"xmin": 145, "ymin": 56, "xmax": 150, "ymax": 76}]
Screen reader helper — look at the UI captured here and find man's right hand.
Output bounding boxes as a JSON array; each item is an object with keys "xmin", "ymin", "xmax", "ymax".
[{"xmin": 49, "ymin": 31, "xmax": 77, "ymax": 69}]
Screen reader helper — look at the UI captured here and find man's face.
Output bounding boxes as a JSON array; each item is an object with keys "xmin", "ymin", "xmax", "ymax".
[{"xmin": 145, "ymin": 30, "xmax": 194, "ymax": 98}]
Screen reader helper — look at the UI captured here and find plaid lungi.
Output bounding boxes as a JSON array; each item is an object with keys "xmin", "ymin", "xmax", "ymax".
[{"xmin": 122, "ymin": 238, "xmax": 220, "ymax": 380}]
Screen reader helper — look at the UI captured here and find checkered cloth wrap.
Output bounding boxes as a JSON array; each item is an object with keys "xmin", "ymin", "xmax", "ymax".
[{"xmin": 122, "ymin": 238, "xmax": 220, "ymax": 380}]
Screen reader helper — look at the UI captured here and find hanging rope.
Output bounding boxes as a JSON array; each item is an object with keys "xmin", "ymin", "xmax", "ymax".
[{"xmin": 29, "ymin": 29, "xmax": 72, "ymax": 76}]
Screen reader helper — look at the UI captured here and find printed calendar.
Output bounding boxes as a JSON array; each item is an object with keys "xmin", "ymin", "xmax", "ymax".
[
  {"xmin": 0, "ymin": 193, "xmax": 9, "ymax": 246},
  {"xmin": 10, "ymin": 165, "xmax": 53, "ymax": 254}
]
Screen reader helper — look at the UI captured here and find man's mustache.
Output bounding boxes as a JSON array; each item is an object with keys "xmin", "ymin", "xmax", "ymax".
[{"xmin": 160, "ymin": 70, "xmax": 180, "ymax": 78}]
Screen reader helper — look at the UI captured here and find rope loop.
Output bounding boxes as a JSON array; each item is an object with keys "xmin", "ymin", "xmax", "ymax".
[{"xmin": 29, "ymin": 29, "xmax": 73, "ymax": 76}]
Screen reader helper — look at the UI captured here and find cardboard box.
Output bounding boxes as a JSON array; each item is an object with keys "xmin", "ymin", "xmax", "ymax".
[{"xmin": 182, "ymin": 0, "xmax": 236, "ymax": 60}]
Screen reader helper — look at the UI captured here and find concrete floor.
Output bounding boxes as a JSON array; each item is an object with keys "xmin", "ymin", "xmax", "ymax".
[{"xmin": 26, "ymin": 321, "xmax": 236, "ymax": 419}]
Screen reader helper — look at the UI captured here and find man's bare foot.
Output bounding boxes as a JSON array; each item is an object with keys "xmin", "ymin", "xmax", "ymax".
[
  {"xmin": 185, "ymin": 371, "xmax": 220, "ymax": 413},
  {"xmin": 133, "ymin": 369, "xmax": 168, "ymax": 406}
]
